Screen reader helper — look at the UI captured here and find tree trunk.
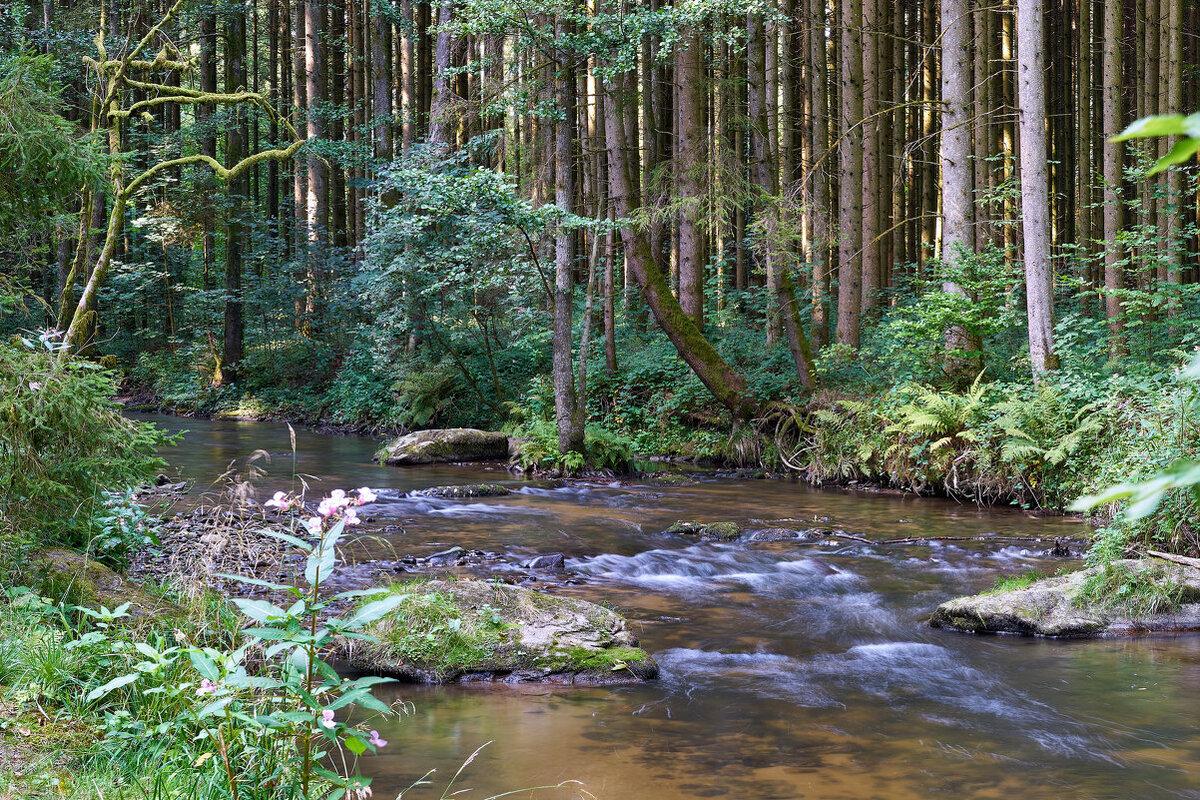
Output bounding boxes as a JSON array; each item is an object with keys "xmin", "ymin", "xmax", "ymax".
[
  {"xmin": 604, "ymin": 58, "xmax": 758, "ymax": 421},
  {"xmin": 835, "ymin": 0, "xmax": 863, "ymax": 348},
  {"xmin": 429, "ymin": 1, "xmax": 458, "ymax": 148},
  {"xmin": 1017, "ymin": 0, "xmax": 1056, "ymax": 379},
  {"xmin": 553, "ymin": 15, "xmax": 584, "ymax": 455},
  {"xmin": 940, "ymin": 0, "xmax": 976, "ymax": 365},
  {"xmin": 1101, "ymin": 0, "xmax": 1123, "ymax": 355},
  {"xmin": 372, "ymin": 0, "xmax": 393, "ymax": 163},
  {"xmin": 222, "ymin": 8, "xmax": 248, "ymax": 385},
  {"xmin": 808, "ymin": 0, "xmax": 830, "ymax": 348},
  {"xmin": 676, "ymin": 30, "xmax": 706, "ymax": 327}
]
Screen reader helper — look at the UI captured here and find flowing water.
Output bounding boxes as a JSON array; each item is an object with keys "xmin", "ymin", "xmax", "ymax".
[{"xmin": 140, "ymin": 414, "xmax": 1200, "ymax": 800}]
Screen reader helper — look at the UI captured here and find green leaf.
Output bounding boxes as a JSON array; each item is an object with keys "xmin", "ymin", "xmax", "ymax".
[
  {"xmin": 230, "ymin": 598, "xmax": 288, "ymax": 622},
  {"xmin": 85, "ymin": 673, "xmax": 139, "ymax": 702},
  {"xmin": 344, "ymin": 735, "xmax": 368, "ymax": 756},
  {"xmin": 336, "ymin": 593, "xmax": 411, "ymax": 630},
  {"xmin": 1111, "ymin": 114, "xmax": 1186, "ymax": 141},
  {"xmin": 1147, "ymin": 138, "xmax": 1200, "ymax": 175},
  {"xmin": 257, "ymin": 527, "xmax": 314, "ymax": 552},
  {"xmin": 188, "ymin": 650, "xmax": 220, "ymax": 681},
  {"xmin": 197, "ymin": 697, "xmax": 234, "ymax": 717},
  {"xmin": 1182, "ymin": 112, "xmax": 1200, "ymax": 139},
  {"xmin": 305, "ymin": 517, "xmax": 347, "ymax": 587},
  {"xmin": 1181, "ymin": 353, "xmax": 1200, "ymax": 380},
  {"xmin": 213, "ymin": 573, "xmax": 295, "ymax": 592},
  {"xmin": 241, "ymin": 627, "xmax": 300, "ymax": 641}
]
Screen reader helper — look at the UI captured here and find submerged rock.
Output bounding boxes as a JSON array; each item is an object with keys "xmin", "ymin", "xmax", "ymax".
[
  {"xmin": 342, "ymin": 579, "xmax": 658, "ymax": 684},
  {"xmin": 524, "ymin": 553, "xmax": 566, "ymax": 570},
  {"xmin": 747, "ymin": 527, "xmax": 823, "ymax": 543},
  {"xmin": 414, "ymin": 483, "xmax": 512, "ymax": 498},
  {"xmin": 26, "ymin": 549, "xmax": 182, "ymax": 621},
  {"xmin": 663, "ymin": 521, "xmax": 742, "ymax": 541},
  {"xmin": 930, "ymin": 559, "xmax": 1200, "ymax": 638},
  {"xmin": 376, "ymin": 428, "xmax": 509, "ymax": 465},
  {"xmin": 640, "ymin": 473, "xmax": 697, "ymax": 487}
]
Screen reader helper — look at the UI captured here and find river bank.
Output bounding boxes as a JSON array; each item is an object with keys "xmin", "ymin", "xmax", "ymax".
[{"xmin": 7, "ymin": 413, "xmax": 1200, "ymax": 799}]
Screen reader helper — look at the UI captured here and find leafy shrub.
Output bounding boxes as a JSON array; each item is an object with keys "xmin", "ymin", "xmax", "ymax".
[
  {"xmin": 0, "ymin": 334, "xmax": 169, "ymax": 561},
  {"xmin": 507, "ymin": 416, "xmax": 633, "ymax": 475}
]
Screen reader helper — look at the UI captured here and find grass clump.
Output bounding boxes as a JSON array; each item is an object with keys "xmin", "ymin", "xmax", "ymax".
[
  {"xmin": 1076, "ymin": 562, "xmax": 1196, "ymax": 617},
  {"xmin": 987, "ymin": 568, "xmax": 1045, "ymax": 594},
  {"xmin": 367, "ymin": 585, "xmax": 516, "ymax": 680}
]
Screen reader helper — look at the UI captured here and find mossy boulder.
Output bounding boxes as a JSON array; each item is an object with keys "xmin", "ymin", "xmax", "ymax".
[
  {"xmin": 376, "ymin": 428, "xmax": 509, "ymax": 465},
  {"xmin": 25, "ymin": 549, "xmax": 182, "ymax": 621},
  {"xmin": 414, "ymin": 483, "xmax": 512, "ymax": 498},
  {"xmin": 664, "ymin": 521, "xmax": 742, "ymax": 541},
  {"xmin": 930, "ymin": 559, "xmax": 1200, "ymax": 638},
  {"xmin": 342, "ymin": 579, "xmax": 658, "ymax": 684}
]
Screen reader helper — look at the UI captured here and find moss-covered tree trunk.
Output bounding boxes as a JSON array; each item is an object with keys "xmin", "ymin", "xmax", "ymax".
[{"xmin": 604, "ymin": 61, "xmax": 759, "ymax": 422}]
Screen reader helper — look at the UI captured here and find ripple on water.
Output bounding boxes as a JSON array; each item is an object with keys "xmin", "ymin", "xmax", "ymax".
[{"xmin": 656, "ymin": 640, "xmax": 1116, "ymax": 763}]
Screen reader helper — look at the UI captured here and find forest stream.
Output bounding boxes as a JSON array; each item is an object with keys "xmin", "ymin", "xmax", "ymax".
[{"xmin": 141, "ymin": 413, "xmax": 1200, "ymax": 800}]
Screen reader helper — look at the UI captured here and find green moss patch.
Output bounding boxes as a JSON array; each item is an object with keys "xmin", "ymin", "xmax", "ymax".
[
  {"xmin": 414, "ymin": 483, "xmax": 512, "ymax": 498},
  {"xmin": 343, "ymin": 579, "xmax": 658, "ymax": 684},
  {"xmin": 664, "ymin": 521, "xmax": 742, "ymax": 541}
]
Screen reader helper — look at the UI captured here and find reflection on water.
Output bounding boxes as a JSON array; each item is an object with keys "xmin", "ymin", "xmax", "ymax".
[{"xmin": 145, "ymin": 414, "xmax": 1200, "ymax": 800}]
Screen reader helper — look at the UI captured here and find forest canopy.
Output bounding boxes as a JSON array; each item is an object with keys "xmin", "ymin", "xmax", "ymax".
[{"xmin": 1, "ymin": 0, "xmax": 1199, "ymax": 556}]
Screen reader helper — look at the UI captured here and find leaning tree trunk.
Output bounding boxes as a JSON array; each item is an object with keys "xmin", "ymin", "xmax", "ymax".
[{"xmin": 603, "ymin": 58, "xmax": 758, "ymax": 421}]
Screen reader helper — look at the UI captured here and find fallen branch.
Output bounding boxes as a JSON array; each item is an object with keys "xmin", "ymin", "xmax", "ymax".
[{"xmin": 1146, "ymin": 549, "xmax": 1200, "ymax": 570}]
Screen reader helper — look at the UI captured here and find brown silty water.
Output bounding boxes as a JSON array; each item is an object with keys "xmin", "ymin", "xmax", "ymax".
[{"xmin": 140, "ymin": 414, "xmax": 1200, "ymax": 800}]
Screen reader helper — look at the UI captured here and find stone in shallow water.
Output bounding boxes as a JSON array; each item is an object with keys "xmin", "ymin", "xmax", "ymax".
[
  {"xmin": 747, "ymin": 527, "xmax": 823, "ymax": 542},
  {"xmin": 524, "ymin": 552, "xmax": 566, "ymax": 570},
  {"xmin": 930, "ymin": 558, "xmax": 1200, "ymax": 638},
  {"xmin": 413, "ymin": 483, "xmax": 511, "ymax": 498},
  {"xmin": 663, "ymin": 521, "xmax": 742, "ymax": 541},
  {"xmin": 376, "ymin": 428, "xmax": 509, "ymax": 465},
  {"xmin": 341, "ymin": 579, "xmax": 658, "ymax": 684}
]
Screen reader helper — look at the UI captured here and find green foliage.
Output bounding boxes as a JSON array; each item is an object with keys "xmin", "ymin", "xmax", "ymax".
[
  {"xmin": 89, "ymin": 490, "xmax": 160, "ymax": 569},
  {"xmin": 0, "ymin": 335, "xmax": 169, "ymax": 560},
  {"xmin": 1112, "ymin": 112, "xmax": 1200, "ymax": 174},
  {"xmin": 0, "ymin": 489, "xmax": 400, "ymax": 800},
  {"xmin": 0, "ymin": 52, "xmax": 103, "ymax": 252},
  {"xmin": 507, "ymin": 416, "xmax": 633, "ymax": 475}
]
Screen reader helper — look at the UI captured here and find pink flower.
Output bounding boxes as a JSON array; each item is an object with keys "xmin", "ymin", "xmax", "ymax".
[
  {"xmin": 355, "ymin": 487, "xmax": 377, "ymax": 505},
  {"xmin": 320, "ymin": 709, "xmax": 336, "ymax": 729},
  {"xmin": 37, "ymin": 328, "xmax": 60, "ymax": 344},
  {"xmin": 343, "ymin": 507, "xmax": 361, "ymax": 526},
  {"xmin": 264, "ymin": 491, "xmax": 291, "ymax": 511},
  {"xmin": 305, "ymin": 516, "xmax": 324, "ymax": 537},
  {"xmin": 196, "ymin": 679, "xmax": 218, "ymax": 696},
  {"xmin": 367, "ymin": 730, "xmax": 387, "ymax": 747}
]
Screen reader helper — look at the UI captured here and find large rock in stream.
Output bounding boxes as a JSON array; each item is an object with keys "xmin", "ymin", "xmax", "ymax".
[
  {"xmin": 342, "ymin": 579, "xmax": 658, "ymax": 684},
  {"xmin": 376, "ymin": 428, "xmax": 509, "ymax": 465},
  {"xmin": 930, "ymin": 558, "xmax": 1200, "ymax": 637}
]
